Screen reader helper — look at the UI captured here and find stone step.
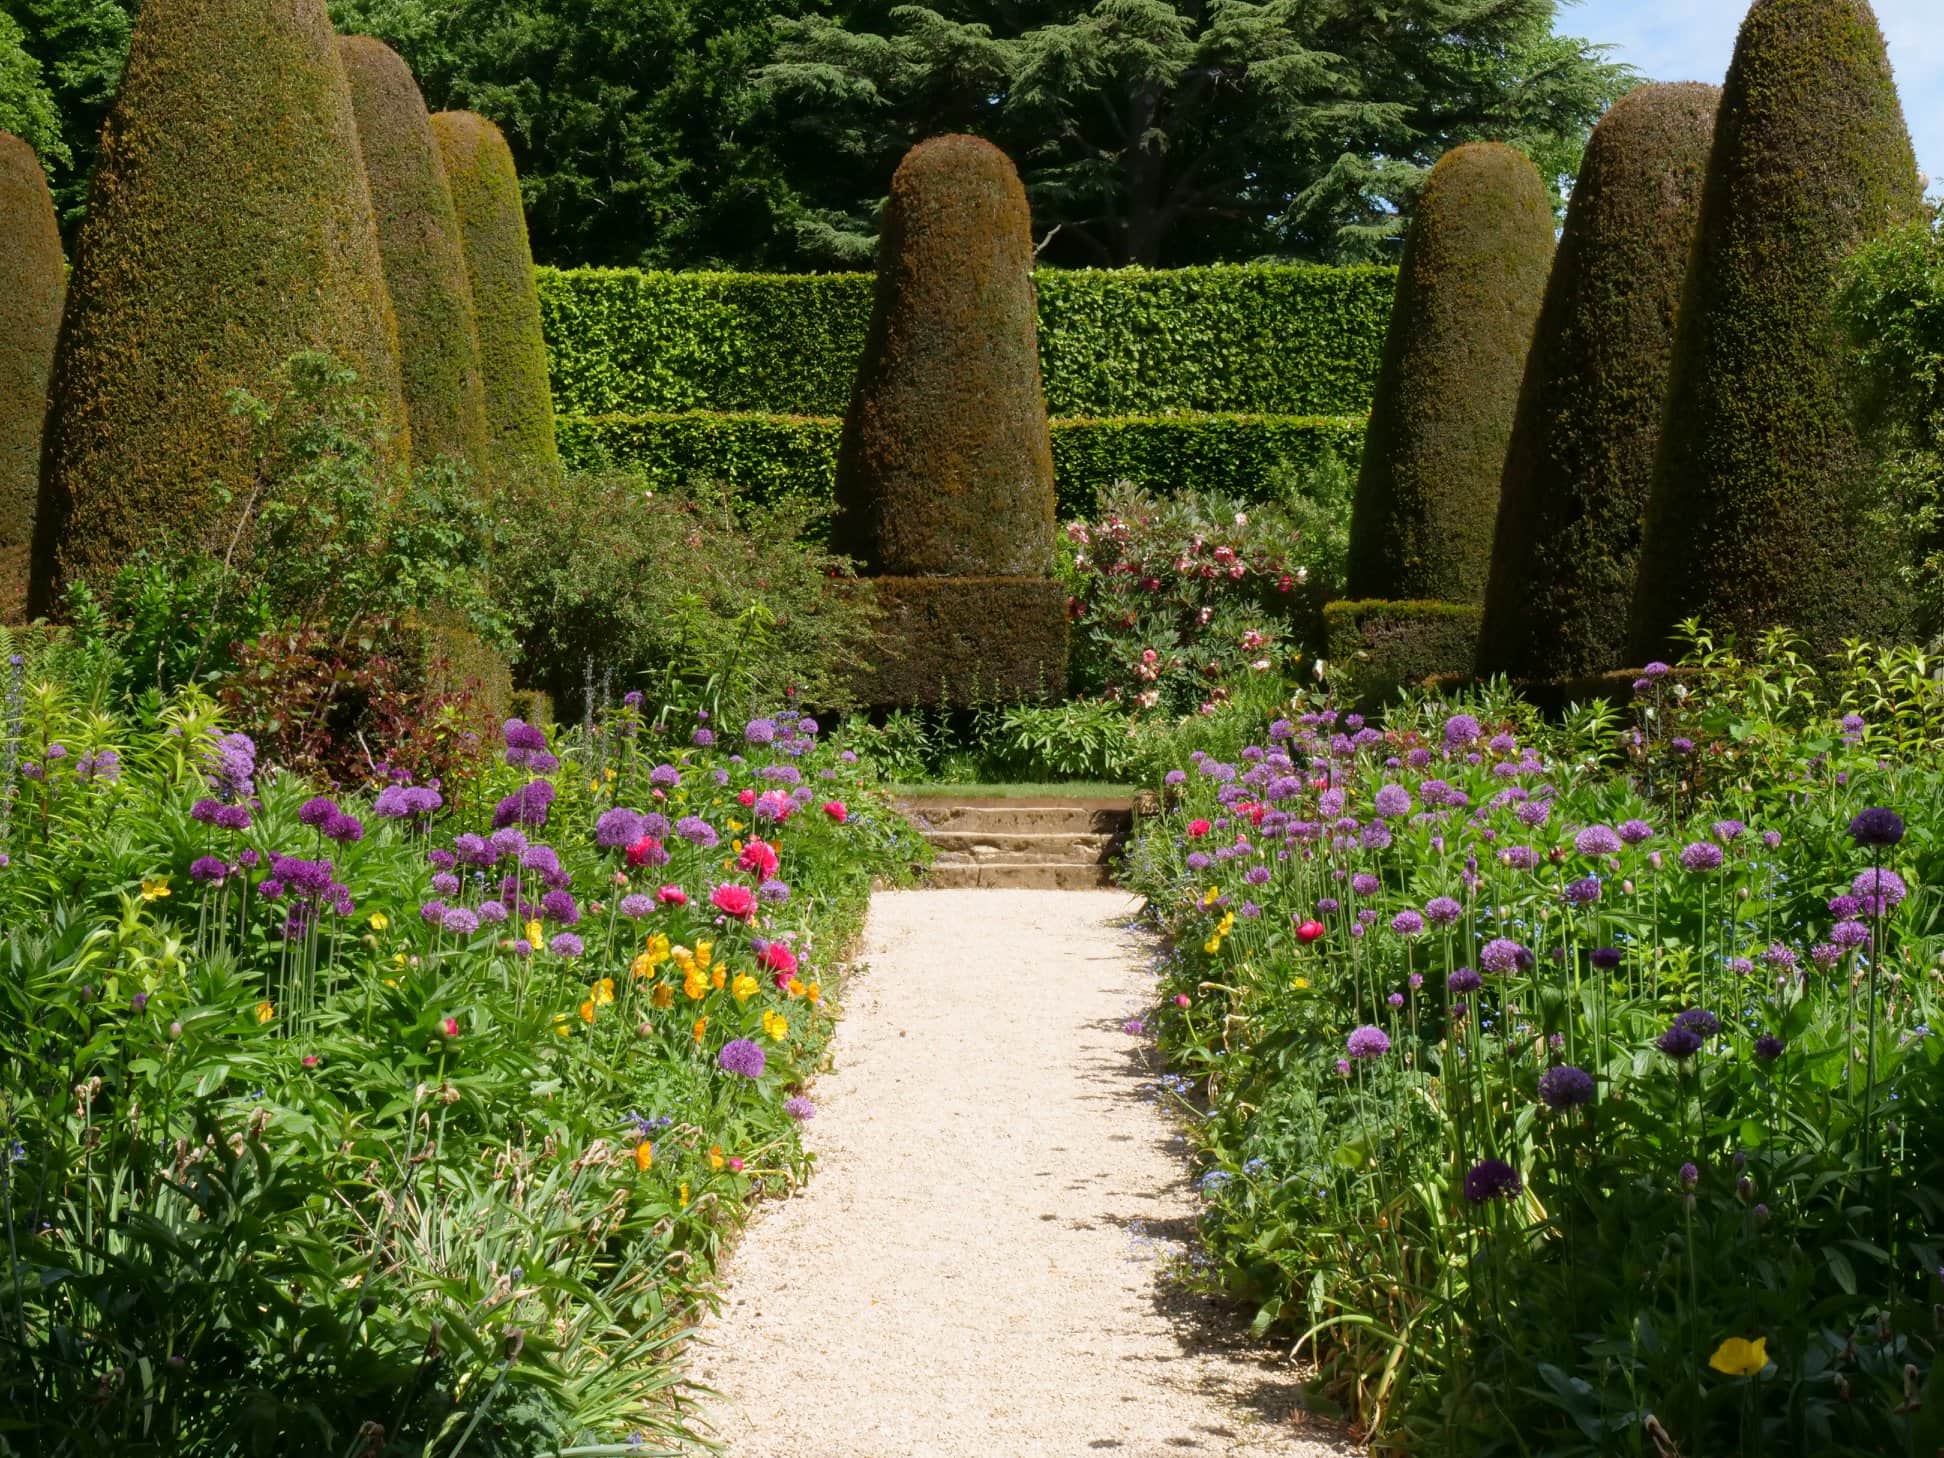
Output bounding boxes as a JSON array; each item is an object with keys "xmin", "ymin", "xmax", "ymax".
[
  {"xmin": 903, "ymin": 801, "xmax": 1133, "ymax": 836},
  {"xmin": 923, "ymin": 860, "xmax": 1117, "ymax": 891},
  {"xmin": 923, "ymin": 830, "xmax": 1116, "ymax": 864}
]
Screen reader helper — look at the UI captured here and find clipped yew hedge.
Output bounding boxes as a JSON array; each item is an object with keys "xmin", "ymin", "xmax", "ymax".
[
  {"xmin": 535, "ymin": 263, "xmax": 1394, "ymax": 419},
  {"xmin": 1323, "ymin": 599, "xmax": 1483, "ymax": 709},
  {"xmin": 554, "ymin": 411, "xmax": 1365, "ymax": 520},
  {"xmin": 0, "ymin": 132, "xmax": 62, "ymax": 624}
]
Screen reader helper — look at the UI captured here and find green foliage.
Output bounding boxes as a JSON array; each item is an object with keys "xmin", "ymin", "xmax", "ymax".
[
  {"xmin": 1478, "ymin": 83, "xmax": 1719, "ymax": 682},
  {"xmin": 833, "ymin": 134, "xmax": 1054, "ymax": 578},
  {"xmin": 431, "ymin": 109, "xmax": 559, "ymax": 484},
  {"xmin": 555, "ymin": 409, "xmax": 1368, "ymax": 523},
  {"xmin": 342, "ymin": 35, "xmax": 490, "ymax": 473},
  {"xmin": 761, "ymin": 0, "xmax": 1631, "ymax": 267},
  {"xmin": 1321, "ymin": 598, "xmax": 1482, "ymax": 709},
  {"xmin": 0, "ymin": 0, "xmax": 136, "ymax": 223},
  {"xmin": 0, "ymin": 11, "xmax": 63, "ymax": 165},
  {"xmin": 1345, "ymin": 142, "xmax": 1556, "ymax": 604},
  {"xmin": 1837, "ymin": 209, "xmax": 1944, "ymax": 642},
  {"xmin": 0, "ymin": 129, "xmax": 61, "ymax": 623},
  {"xmin": 489, "ymin": 471, "xmax": 878, "ymax": 725},
  {"xmin": 30, "ymin": 0, "xmax": 407, "ymax": 614},
  {"xmin": 1630, "ymin": 0, "xmax": 1923, "ymax": 660},
  {"xmin": 536, "ymin": 263, "xmax": 1396, "ymax": 418}
]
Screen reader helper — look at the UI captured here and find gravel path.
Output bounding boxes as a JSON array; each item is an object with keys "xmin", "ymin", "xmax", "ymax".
[{"xmin": 689, "ymin": 888, "xmax": 1358, "ymax": 1458}]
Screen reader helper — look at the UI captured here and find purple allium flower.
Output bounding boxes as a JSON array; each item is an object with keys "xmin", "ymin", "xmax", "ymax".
[
  {"xmin": 1678, "ymin": 842, "xmax": 1724, "ymax": 872},
  {"xmin": 1760, "ymin": 943, "xmax": 1799, "ymax": 971},
  {"xmin": 189, "ymin": 855, "xmax": 228, "ymax": 884},
  {"xmin": 1811, "ymin": 942, "xmax": 1843, "ymax": 970},
  {"xmin": 477, "ymin": 900, "xmax": 509, "ymax": 924},
  {"xmin": 1480, "ymin": 939, "xmax": 1529, "ymax": 974},
  {"xmin": 405, "ymin": 786, "xmax": 443, "ymax": 815},
  {"xmin": 783, "ymin": 1096, "xmax": 816, "ymax": 1120},
  {"xmin": 298, "ymin": 796, "xmax": 340, "ymax": 827},
  {"xmin": 1443, "ymin": 714, "xmax": 1481, "ymax": 749},
  {"xmin": 1679, "ymin": 1161, "xmax": 1700, "ymax": 1189},
  {"xmin": 191, "ymin": 798, "xmax": 222, "ymax": 824},
  {"xmin": 449, "ymin": 833, "xmax": 487, "ymax": 868},
  {"xmin": 1390, "ymin": 910, "xmax": 1425, "ymax": 937},
  {"xmin": 676, "ymin": 816, "xmax": 719, "ymax": 849},
  {"xmin": 622, "ymin": 690, "xmax": 644, "ymax": 710},
  {"xmin": 743, "ymin": 719, "xmax": 777, "ymax": 746},
  {"xmin": 203, "ymin": 731, "xmax": 256, "ymax": 801},
  {"xmin": 1163, "ymin": 769, "xmax": 1188, "ymax": 787},
  {"xmin": 1728, "ymin": 956, "xmax": 1754, "ymax": 976},
  {"xmin": 1464, "ymin": 1158, "xmax": 1521, "ymax": 1204},
  {"xmin": 1501, "ymin": 845, "xmax": 1540, "ymax": 871},
  {"xmin": 691, "ymin": 727, "xmax": 716, "ymax": 748},
  {"xmin": 1538, "ymin": 1064, "xmax": 1595, "ymax": 1109},
  {"xmin": 759, "ymin": 878, "xmax": 791, "ymax": 904},
  {"xmin": 1671, "ymin": 737, "xmax": 1695, "ymax": 756},
  {"xmin": 1753, "ymin": 1034, "xmax": 1786, "ymax": 1061},
  {"xmin": 511, "ymin": 939, "xmax": 533, "ymax": 957},
  {"xmin": 1615, "ymin": 819, "xmax": 1653, "ymax": 846},
  {"xmin": 718, "ymin": 1038, "xmax": 766, "ymax": 1078},
  {"xmin": 1515, "ymin": 800, "xmax": 1551, "ymax": 828},
  {"xmin": 1360, "ymin": 822, "xmax": 1393, "ymax": 851},
  {"xmin": 214, "ymin": 804, "xmax": 251, "ymax": 832},
  {"xmin": 541, "ymin": 889, "xmax": 580, "ymax": 925},
  {"xmin": 1424, "ymin": 896, "xmax": 1462, "ymax": 926},
  {"xmin": 1575, "ymin": 825, "xmax": 1623, "ymax": 857},
  {"xmin": 1712, "ymin": 819, "xmax": 1746, "ymax": 843},
  {"xmin": 441, "ymin": 907, "xmax": 480, "ymax": 936},
  {"xmin": 492, "ymin": 780, "xmax": 555, "ymax": 829},
  {"xmin": 1447, "ymin": 967, "xmax": 1483, "ymax": 994},
  {"xmin": 1828, "ymin": 894, "xmax": 1864, "ymax": 919},
  {"xmin": 1848, "ymin": 807, "xmax": 1905, "ymax": 848},
  {"xmin": 274, "ymin": 857, "xmax": 336, "ymax": 898},
  {"xmin": 649, "ymin": 764, "xmax": 681, "ymax": 788},
  {"xmin": 259, "ymin": 877, "xmax": 285, "ymax": 900},
  {"xmin": 1185, "ymin": 852, "xmax": 1212, "ymax": 871},
  {"xmin": 1316, "ymin": 897, "xmax": 1341, "ymax": 915},
  {"xmin": 596, "ymin": 807, "xmax": 646, "ymax": 849},
  {"xmin": 1830, "ymin": 919, "xmax": 1871, "ymax": 949},
  {"xmin": 1373, "ymin": 784, "xmax": 1411, "ymax": 819},
  {"xmin": 1563, "ymin": 876, "xmax": 1603, "ymax": 906},
  {"xmin": 1351, "ymin": 873, "xmax": 1380, "ymax": 897},
  {"xmin": 1676, "ymin": 1008, "xmax": 1720, "ymax": 1038},
  {"xmin": 322, "ymin": 811, "xmax": 363, "ymax": 844},
  {"xmin": 1657, "ymin": 1024, "xmax": 1704, "ymax": 1060},
  {"xmin": 1590, "ymin": 947, "xmax": 1622, "ymax": 970},
  {"xmin": 419, "ymin": 899, "xmax": 445, "ymax": 924},
  {"xmin": 431, "ymin": 872, "xmax": 461, "ymax": 897},
  {"xmin": 1346, "ymin": 1025, "xmax": 1391, "ymax": 1059},
  {"xmin": 1335, "ymin": 1058, "xmax": 1352, "ymax": 1076},
  {"xmin": 550, "ymin": 932, "xmax": 584, "ymax": 958},
  {"xmin": 620, "ymin": 893, "xmax": 654, "ymax": 918},
  {"xmin": 1852, "ymin": 867, "xmax": 1908, "ymax": 912},
  {"xmin": 1242, "ymin": 865, "xmax": 1271, "ymax": 886}
]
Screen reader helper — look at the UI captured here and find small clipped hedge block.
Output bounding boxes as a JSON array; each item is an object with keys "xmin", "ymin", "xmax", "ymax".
[
  {"xmin": 835, "ymin": 134, "xmax": 1056, "ymax": 578},
  {"xmin": 397, "ymin": 618, "xmax": 513, "ymax": 718},
  {"xmin": 1477, "ymin": 84, "xmax": 1719, "ymax": 681},
  {"xmin": 432, "ymin": 110, "xmax": 560, "ymax": 484},
  {"xmin": 535, "ymin": 263, "xmax": 1394, "ymax": 419},
  {"xmin": 1323, "ymin": 599, "xmax": 1482, "ymax": 710},
  {"xmin": 1345, "ymin": 144, "xmax": 1555, "ymax": 604},
  {"xmin": 30, "ymin": 0, "xmax": 407, "ymax": 613},
  {"xmin": 342, "ymin": 37, "xmax": 490, "ymax": 474},
  {"xmin": 860, "ymin": 576, "xmax": 1068, "ymax": 707},
  {"xmin": 553, "ymin": 410, "xmax": 1365, "ymax": 519},
  {"xmin": 1630, "ymin": 0, "xmax": 1922, "ymax": 657},
  {"xmin": 0, "ymin": 132, "xmax": 62, "ymax": 624}
]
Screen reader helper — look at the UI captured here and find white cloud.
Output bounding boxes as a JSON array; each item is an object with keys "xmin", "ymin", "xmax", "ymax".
[{"xmin": 1562, "ymin": 0, "xmax": 1944, "ymax": 181}]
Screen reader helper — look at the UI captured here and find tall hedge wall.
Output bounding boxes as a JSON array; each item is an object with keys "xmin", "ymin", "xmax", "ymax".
[
  {"xmin": 0, "ymin": 132, "xmax": 62, "ymax": 624},
  {"xmin": 30, "ymin": 0, "xmax": 407, "ymax": 612},
  {"xmin": 555, "ymin": 412, "xmax": 1364, "ymax": 521},
  {"xmin": 1630, "ymin": 0, "xmax": 1922, "ymax": 658},
  {"xmin": 535, "ymin": 263, "xmax": 1395, "ymax": 419},
  {"xmin": 1476, "ymin": 83, "xmax": 1719, "ymax": 682}
]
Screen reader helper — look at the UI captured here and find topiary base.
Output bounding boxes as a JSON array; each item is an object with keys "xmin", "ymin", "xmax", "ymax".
[
  {"xmin": 396, "ymin": 618, "xmax": 515, "ymax": 718},
  {"xmin": 860, "ymin": 576, "xmax": 1068, "ymax": 707},
  {"xmin": 1323, "ymin": 599, "xmax": 1481, "ymax": 710}
]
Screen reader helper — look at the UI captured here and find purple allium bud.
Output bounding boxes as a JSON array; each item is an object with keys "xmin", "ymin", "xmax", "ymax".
[
  {"xmin": 1753, "ymin": 1034, "xmax": 1786, "ymax": 1061},
  {"xmin": 1590, "ymin": 947, "xmax": 1622, "ymax": 970}
]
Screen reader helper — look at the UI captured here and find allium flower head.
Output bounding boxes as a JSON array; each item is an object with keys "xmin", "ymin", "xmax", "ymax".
[
  {"xmin": 550, "ymin": 932, "xmax": 584, "ymax": 957},
  {"xmin": 743, "ymin": 718, "xmax": 777, "ymax": 746},
  {"xmin": 323, "ymin": 811, "xmax": 364, "ymax": 844},
  {"xmin": 1464, "ymin": 1158, "xmax": 1521, "ymax": 1204},
  {"xmin": 1676, "ymin": 1008, "xmax": 1720, "ymax": 1038},
  {"xmin": 1563, "ymin": 876, "xmax": 1602, "ymax": 906},
  {"xmin": 1830, "ymin": 919, "xmax": 1871, "ymax": 949},
  {"xmin": 784, "ymin": 1096, "xmax": 816, "ymax": 1120},
  {"xmin": 1848, "ymin": 807, "xmax": 1905, "ymax": 848},
  {"xmin": 1351, "ymin": 873, "xmax": 1380, "ymax": 897},
  {"xmin": 1657, "ymin": 1023, "xmax": 1704, "ymax": 1060},
  {"xmin": 1590, "ymin": 947, "xmax": 1622, "ymax": 970},
  {"xmin": 1373, "ymin": 784, "xmax": 1411, "ymax": 819},
  {"xmin": 1390, "ymin": 910, "xmax": 1425, "ymax": 937},
  {"xmin": 1711, "ymin": 819, "xmax": 1745, "ymax": 844},
  {"xmin": 1753, "ymin": 1034, "xmax": 1786, "ymax": 1061},
  {"xmin": 1447, "ymin": 967, "xmax": 1483, "ymax": 994},
  {"xmin": 492, "ymin": 780, "xmax": 555, "ymax": 830},
  {"xmin": 441, "ymin": 907, "xmax": 480, "ymax": 936},
  {"xmin": 676, "ymin": 816, "xmax": 719, "ymax": 849},
  {"xmin": 718, "ymin": 1038, "xmax": 766, "ymax": 1078},
  {"xmin": 1443, "ymin": 714, "xmax": 1481, "ymax": 749},
  {"xmin": 1346, "ymin": 1025, "xmax": 1391, "ymax": 1060},
  {"xmin": 1678, "ymin": 842, "xmax": 1724, "ymax": 872},
  {"xmin": 1424, "ymin": 896, "xmax": 1462, "ymax": 926},
  {"xmin": 1480, "ymin": 938, "xmax": 1530, "ymax": 974},
  {"xmin": 1575, "ymin": 825, "xmax": 1622, "ymax": 857},
  {"xmin": 596, "ymin": 807, "xmax": 646, "ymax": 849},
  {"xmin": 298, "ymin": 796, "xmax": 340, "ymax": 827},
  {"xmin": 1537, "ymin": 1064, "xmax": 1594, "ymax": 1109},
  {"xmin": 1851, "ymin": 867, "xmax": 1907, "ymax": 911},
  {"xmin": 189, "ymin": 855, "xmax": 228, "ymax": 884}
]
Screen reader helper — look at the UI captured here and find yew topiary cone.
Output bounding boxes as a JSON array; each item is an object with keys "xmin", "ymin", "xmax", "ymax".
[
  {"xmin": 1344, "ymin": 143, "xmax": 1555, "ymax": 604},
  {"xmin": 0, "ymin": 132, "xmax": 62, "ymax": 623},
  {"xmin": 342, "ymin": 36, "xmax": 489, "ymax": 474},
  {"xmin": 29, "ymin": 0, "xmax": 406, "ymax": 614},
  {"xmin": 1477, "ymin": 84, "xmax": 1720, "ymax": 681},
  {"xmin": 431, "ymin": 110, "xmax": 559, "ymax": 484},
  {"xmin": 833, "ymin": 133, "xmax": 1063, "ymax": 704},
  {"xmin": 1630, "ymin": 0, "xmax": 1922, "ymax": 659}
]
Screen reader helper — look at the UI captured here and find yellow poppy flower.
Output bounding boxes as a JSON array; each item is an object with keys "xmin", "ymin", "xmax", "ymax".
[
  {"xmin": 590, "ymin": 977, "xmax": 616, "ymax": 1006},
  {"xmin": 731, "ymin": 973, "xmax": 760, "ymax": 1002},
  {"xmin": 731, "ymin": 839, "xmax": 744, "ymax": 854},
  {"xmin": 1708, "ymin": 1336, "xmax": 1768, "ymax": 1377},
  {"xmin": 691, "ymin": 1016, "xmax": 708, "ymax": 1044},
  {"xmin": 1216, "ymin": 912, "xmax": 1235, "ymax": 936},
  {"xmin": 368, "ymin": 912, "xmax": 389, "ymax": 932},
  {"xmin": 603, "ymin": 767, "xmax": 616, "ymax": 782},
  {"xmin": 695, "ymin": 940, "xmax": 714, "ymax": 969},
  {"xmin": 807, "ymin": 981, "xmax": 821, "ymax": 1004},
  {"xmin": 392, "ymin": 952, "xmax": 407, "ymax": 968},
  {"xmin": 711, "ymin": 966, "xmax": 727, "ymax": 991},
  {"xmin": 651, "ymin": 983, "xmax": 675, "ymax": 1009},
  {"xmin": 678, "ymin": 1180, "xmax": 689, "ymax": 1208},
  {"xmin": 525, "ymin": 920, "xmax": 544, "ymax": 947},
  {"xmin": 762, "ymin": 1010, "xmax": 789, "ymax": 1042},
  {"xmin": 140, "ymin": 876, "xmax": 171, "ymax": 902},
  {"xmin": 1203, "ymin": 936, "xmax": 1223, "ymax": 955},
  {"xmin": 1201, "ymin": 886, "xmax": 1221, "ymax": 907},
  {"xmin": 785, "ymin": 976, "xmax": 804, "ymax": 998},
  {"xmin": 671, "ymin": 945, "xmax": 694, "ymax": 972},
  {"xmin": 646, "ymin": 932, "xmax": 671, "ymax": 962},
  {"xmin": 1291, "ymin": 976, "xmax": 1311, "ymax": 991},
  {"xmin": 553, "ymin": 1016, "xmax": 572, "ymax": 1037},
  {"xmin": 580, "ymin": 999, "xmax": 597, "ymax": 1024},
  {"xmin": 634, "ymin": 1140, "xmax": 653, "ymax": 1172},
  {"xmin": 708, "ymin": 1144, "xmax": 725, "ymax": 1171},
  {"xmin": 683, "ymin": 969, "xmax": 710, "ymax": 1001},
  {"xmin": 254, "ymin": 1001, "xmax": 274, "ymax": 1024},
  {"xmin": 726, "ymin": 819, "xmax": 743, "ymax": 832}
]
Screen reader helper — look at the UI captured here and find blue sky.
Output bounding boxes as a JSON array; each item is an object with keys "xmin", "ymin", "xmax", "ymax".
[{"xmin": 1560, "ymin": 0, "xmax": 1944, "ymax": 185}]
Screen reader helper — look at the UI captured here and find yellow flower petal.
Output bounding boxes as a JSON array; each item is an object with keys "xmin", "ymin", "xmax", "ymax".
[
  {"xmin": 254, "ymin": 1001, "xmax": 274, "ymax": 1025},
  {"xmin": 634, "ymin": 1140, "xmax": 654, "ymax": 1172},
  {"xmin": 1708, "ymin": 1336, "xmax": 1768, "ymax": 1377},
  {"xmin": 368, "ymin": 912, "xmax": 389, "ymax": 931}
]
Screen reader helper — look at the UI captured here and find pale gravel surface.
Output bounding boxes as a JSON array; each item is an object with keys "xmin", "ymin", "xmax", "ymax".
[{"xmin": 689, "ymin": 888, "xmax": 1359, "ymax": 1458}]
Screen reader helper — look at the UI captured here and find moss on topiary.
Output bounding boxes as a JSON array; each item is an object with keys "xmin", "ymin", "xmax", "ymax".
[
  {"xmin": 1629, "ymin": 0, "xmax": 1922, "ymax": 659},
  {"xmin": 1477, "ymin": 84, "xmax": 1720, "ymax": 681},
  {"xmin": 342, "ymin": 36, "xmax": 489, "ymax": 475},
  {"xmin": 0, "ymin": 132, "xmax": 62, "ymax": 623},
  {"xmin": 833, "ymin": 134, "xmax": 1056, "ymax": 578},
  {"xmin": 1344, "ymin": 143, "xmax": 1555, "ymax": 604},
  {"xmin": 431, "ymin": 110, "xmax": 559, "ymax": 485},
  {"xmin": 28, "ymin": 0, "xmax": 406, "ymax": 614}
]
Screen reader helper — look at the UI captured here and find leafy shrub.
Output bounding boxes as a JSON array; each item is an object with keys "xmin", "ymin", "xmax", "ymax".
[
  {"xmin": 1321, "ymin": 598, "xmax": 1483, "ymax": 710},
  {"xmin": 491, "ymin": 470, "xmax": 878, "ymax": 725},
  {"xmin": 535, "ymin": 263, "xmax": 1395, "ymax": 419},
  {"xmin": 1062, "ymin": 480, "xmax": 1328, "ymax": 716},
  {"xmin": 1630, "ymin": 0, "xmax": 1923, "ymax": 659},
  {"xmin": 0, "ymin": 131, "xmax": 62, "ymax": 624}
]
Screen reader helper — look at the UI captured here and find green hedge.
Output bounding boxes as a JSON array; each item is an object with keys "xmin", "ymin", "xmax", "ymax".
[
  {"xmin": 537, "ymin": 264, "xmax": 1394, "ymax": 418},
  {"xmin": 1322, "ymin": 599, "xmax": 1482, "ymax": 710},
  {"xmin": 555, "ymin": 411, "xmax": 1366, "ymax": 519}
]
